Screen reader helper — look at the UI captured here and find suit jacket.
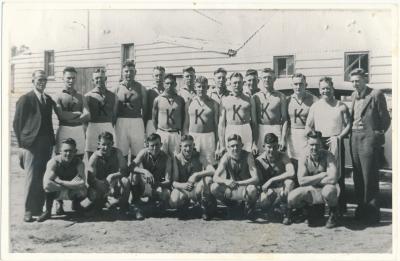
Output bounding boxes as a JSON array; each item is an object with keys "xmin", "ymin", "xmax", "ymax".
[
  {"xmin": 350, "ymin": 86, "xmax": 391, "ymax": 146},
  {"xmin": 13, "ymin": 90, "xmax": 56, "ymax": 149}
]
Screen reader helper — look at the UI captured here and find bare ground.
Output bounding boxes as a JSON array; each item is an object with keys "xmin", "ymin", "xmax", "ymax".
[{"xmin": 8, "ymin": 154, "xmax": 392, "ymax": 253}]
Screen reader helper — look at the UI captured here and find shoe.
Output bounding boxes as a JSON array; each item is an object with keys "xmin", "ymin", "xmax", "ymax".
[
  {"xmin": 177, "ymin": 206, "xmax": 189, "ymax": 220},
  {"xmin": 37, "ymin": 211, "xmax": 51, "ymax": 222},
  {"xmin": 354, "ymin": 205, "xmax": 364, "ymax": 221},
  {"xmin": 128, "ymin": 204, "xmax": 145, "ymax": 220},
  {"xmin": 23, "ymin": 212, "xmax": 34, "ymax": 223},
  {"xmin": 72, "ymin": 200, "xmax": 85, "ymax": 213},
  {"xmin": 325, "ymin": 207, "xmax": 338, "ymax": 229},
  {"xmin": 55, "ymin": 200, "xmax": 65, "ymax": 215},
  {"xmin": 244, "ymin": 202, "xmax": 257, "ymax": 221},
  {"xmin": 282, "ymin": 209, "xmax": 292, "ymax": 225},
  {"xmin": 307, "ymin": 205, "xmax": 325, "ymax": 227}
]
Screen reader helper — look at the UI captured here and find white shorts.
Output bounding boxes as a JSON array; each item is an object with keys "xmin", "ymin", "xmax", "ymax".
[
  {"xmin": 225, "ymin": 123, "xmax": 253, "ymax": 152},
  {"xmin": 190, "ymin": 132, "xmax": 216, "ymax": 166},
  {"xmin": 55, "ymin": 125, "xmax": 86, "ymax": 155},
  {"xmin": 287, "ymin": 128, "xmax": 307, "ymax": 160},
  {"xmin": 257, "ymin": 124, "xmax": 282, "ymax": 152},
  {"xmin": 115, "ymin": 118, "xmax": 145, "ymax": 157},
  {"xmin": 146, "ymin": 120, "xmax": 157, "ymax": 137},
  {"xmin": 85, "ymin": 122, "xmax": 115, "ymax": 152},
  {"xmin": 156, "ymin": 129, "xmax": 181, "ymax": 156}
]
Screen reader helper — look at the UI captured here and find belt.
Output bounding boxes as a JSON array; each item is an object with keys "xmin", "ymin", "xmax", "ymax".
[{"xmin": 158, "ymin": 128, "xmax": 180, "ymax": 133}]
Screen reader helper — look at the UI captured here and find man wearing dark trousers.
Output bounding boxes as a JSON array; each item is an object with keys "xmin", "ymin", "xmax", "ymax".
[
  {"xmin": 349, "ymin": 68, "xmax": 391, "ymax": 225},
  {"xmin": 13, "ymin": 70, "xmax": 56, "ymax": 222}
]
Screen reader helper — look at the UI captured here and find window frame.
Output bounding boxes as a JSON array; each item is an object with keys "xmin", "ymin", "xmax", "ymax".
[
  {"xmin": 121, "ymin": 43, "xmax": 135, "ymax": 64},
  {"xmin": 273, "ymin": 55, "xmax": 295, "ymax": 78},
  {"xmin": 344, "ymin": 51, "xmax": 369, "ymax": 82},
  {"xmin": 44, "ymin": 50, "xmax": 55, "ymax": 80}
]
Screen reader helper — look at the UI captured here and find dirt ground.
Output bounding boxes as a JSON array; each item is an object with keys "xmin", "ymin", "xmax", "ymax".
[{"xmin": 8, "ymin": 153, "xmax": 392, "ymax": 253}]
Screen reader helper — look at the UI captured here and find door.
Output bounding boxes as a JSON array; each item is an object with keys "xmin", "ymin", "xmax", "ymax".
[{"xmin": 75, "ymin": 67, "xmax": 104, "ymax": 95}]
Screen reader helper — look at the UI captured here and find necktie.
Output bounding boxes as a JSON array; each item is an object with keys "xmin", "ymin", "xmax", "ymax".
[{"xmin": 41, "ymin": 94, "xmax": 45, "ymax": 105}]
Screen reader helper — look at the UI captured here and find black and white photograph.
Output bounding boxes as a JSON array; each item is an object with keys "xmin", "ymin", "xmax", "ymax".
[{"xmin": 1, "ymin": 1, "xmax": 397, "ymax": 260}]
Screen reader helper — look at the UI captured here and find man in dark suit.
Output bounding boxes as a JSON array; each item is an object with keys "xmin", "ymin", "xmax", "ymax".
[
  {"xmin": 13, "ymin": 70, "xmax": 56, "ymax": 222},
  {"xmin": 349, "ymin": 68, "xmax": 391, "ymax": 225}
]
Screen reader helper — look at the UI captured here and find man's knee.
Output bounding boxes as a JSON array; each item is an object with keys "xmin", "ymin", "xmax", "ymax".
[
  {"xmin": 246, "ymin": 185, "xmax": 258, "ymax": 201},
  {"xmin": 120, "ymin": 177, "xmax": 130, "ymax": 190},
  {"xmin": 321, "ymin": 185, "xmax": 338, "ymax": 206},
  {"xmin": 169, "ymin": 189, "xmax": 188, "ymax": 209},
  {"xmin": 130, "ymin": 172, "xmax": 142, "ymax": 186},
  {"xmin": 284, "ymin": 179, "xmax": 296, "ymax": 191},
  {"xmin": 260, "ymin": 189, "xmax": 275, "ymax": 208},
  {"xmin": 159, "ymin": 187, "xmax": 171, "ymax": 201},
  {"xmin": 288, "ymin": 188, "xmax": 305, "ymax": 208},
  {"xmin": 210, "ymin": 183, "xmax": 222, "ymax": 196}
]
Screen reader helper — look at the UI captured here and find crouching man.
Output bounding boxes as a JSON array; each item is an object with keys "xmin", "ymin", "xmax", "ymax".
[
  {"xmin": 38, "ymin": 138, "xmax": 87, "ymax": 222},
  {"xmin": 211, "ymin": 134, "xmax": 259, "ymax": 220},
  {"xmin": 86, "ymin": 132, "xmax": 131, "ymax": 216},
  {"xmin": 169, "ymin": 135, "xmax": 216, "ymax": 220},
  {"xmin": 129, "ymin": 133, "xmax": 172, "ymax": 218},
  {"xmin": 256, "ymin": 133, "xmax": 296, "ymax": 225},
  {"xmin": 287, "ymin": 130, "xmax": 340, "ymax": 228}
]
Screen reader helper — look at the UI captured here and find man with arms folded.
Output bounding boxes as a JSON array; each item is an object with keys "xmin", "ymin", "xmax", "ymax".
[
  {"xmin": 86, "ymin": 132, "xmax": 132, "ymax": 217},
  {"xmin": 256, "ymin": 133, "xmax": 296, "ymax": 225},
  {"xmin": 251, "ymin": 68, "xmax": 288, "ymax": 154},
  {"xmin": 152, "ymin": 73, "xmax": 185, "ymax": 157},
  {"xmin": 218, "ymin": 72, "xmax": 257, "ymax": 158},
  {"xmin": 114, "ymin": 61, "xmax": 147, "ymax": 162},
  {"xmin": 146, "ymin": 66, "xmax": 165, "ymax": 136},
  {"xmin": 37, "ymin": 138, "xmax": 87, "ymax": 222},
  {"xmin": 85, "ymin": 68, "xmax": 117, "ymax": 159},
  {"xmin": 169, "ymin": 135, "xmax": 217, "ymax": 220},
  {"xmin": 211, "ymin": 134, "xmax": 259, "ymax": 220},
  {"xmin": 129, "ymin": 133, "xmax": 172, "ymax": 218},
  {"xmin": 287, "ymin": 130, "xmax": 340, "ymax": 228},
  {"xmin": 184, "ymin": 76, "xmax": 219, "ymax": 167}
]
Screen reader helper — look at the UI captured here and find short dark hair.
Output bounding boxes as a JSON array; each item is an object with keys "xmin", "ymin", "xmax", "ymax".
[
  {"xmin": 63, "ymin": 66, "xmax": 77, "ymax": 75},
  {"xmin": 214, "ymin": 67, "xmax": 227, "ymax": 75},
  {"xmin": 245, "ymin": 69, "xmax": 258, "ymax": 77},
  {"xmin": 93, "ymin": 68, "xmax": 106, "ymax": 74},
  {"xmin": 227, "ymin": 134, "xmax": 242, "ymax": 143},
  {"xmin": 195, "ymin": 76, "xmax": 208, "ymax": 86},
  {"xmin": 122, "ymin": 60, "xmax": 136, "ymax": 69},
  {"xmin": 32, "ymin": 70, "xmax": 46, "ymax": 78},
  {"xmin": 292, "ymin": 73, "xmax": 306, "ymax": 81},
  {"xmin": 153, "ymin": 66, "xmax": 165, "ymax": 73},
  {"xmin": 147, "ymin": 133, "xmax": 161, "ymax": 143},
  {"xmin": 182, "ymin": 66, "xmax": 195, "ymax": 74},
  {"xmin": 181, "ymin": 134, "xmax": 194, "ymax": 142},
  {"xmin": 61, "ymin": 138, "xmax": 77, "ymax": 148},
  {"xmin": 319, "ymin": 76, "xmax": 334, "ymax": 87},
  {"xmin": 306, "ymin": 130, "xmax": 322, "ymax": 140},
  {"xmin": 229, "ymin": 72, "xmax": 243, "ymax": 80},
  {"xmin": 349, "ymin": 68, "xmax": 367, "ymax": 78},
  {"xmin": 264, "ymin": 133, "xmax": 278, "ymax": 144},
  {"xmin": 164, "ymin": 73, "xmax": 176, "ymax": 83},
  {"xmin": 261, "ymin": 68, "xmax": 275, "ymax": 74},
  {"xmin": 98, "ymin": 131, "xmax": 114, "ymax": 142}
]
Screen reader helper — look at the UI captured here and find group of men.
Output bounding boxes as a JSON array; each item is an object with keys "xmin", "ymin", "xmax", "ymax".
[{"xmin": 13, "ymin": 61, "xmax": 391, "ymax": 229}]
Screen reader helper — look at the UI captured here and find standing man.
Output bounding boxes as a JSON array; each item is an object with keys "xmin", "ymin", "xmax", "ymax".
[
  {"xmin": 38, "ymin": 138, "xmax": 87, "ymax": 222},
  {"xmin": 179, "ymin": 66, "xmax": 196, "ymax": 103},
  {"xmin": 306, "ymin": 76, "xmax": 351, "ymax": 214},
  {"xmin": 288, "ymin": 131, "xmax": 340, "ymax": 228},
  {"xmin": 55, "ymin": 67, "xmax": 90, "ymax": 159},
  {"xmin": 184, "ymin": 76, "xmax": 219, "ymax": 166},
  {"xmin": 146, "ymin": 66, "xmax": 165, "ymax": 136},
  {"xmin": 218, "ymin": 72, "xmax": 257, "ymax": 156},
  {"xmin": 252, "ymin": 68, "xmax": 288, "ymax": 154},
  {"xmin": 211, "ymin": 134, "xmax": 259, "ymax": 220},
  {"xmin": 85, "ymin": 68, "xmax": 117, "ymax": 159},
  {"xmin": 349, "ymin": 68, "xmax": 391, "ymax": 225},
  {"xmin": 209, "ymin": 67, "xmax": 230, "ymax": 104},
  {"xmin": 13, "ymin": 70, "xmax": 56, "ymax": 222},
  {"xmin": 114, "ymin": 61, "xmax": 147, "ymax": 162},
  {"xmin": 243, "ymin": 69, "xmax": 260, "ymax": 97},
  {"xmin": 256, "ymin": 133, "xmax": 296, "ymax": 225},
  {"xmin": 152, "ymin": 73, "xmax": 186, "ymax": 156}
]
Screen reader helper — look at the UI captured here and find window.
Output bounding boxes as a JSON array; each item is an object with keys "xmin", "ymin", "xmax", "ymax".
[
  {"xmin": 273, "ymin": 55, "xmax": 294, "ymax": 78},
  {"xmin": 10, "ymin": 64, "xmax": 15, "ymax": 93},
  {"xmin": 44, "ymin": 50, "xmax": 54, "ymax": 78},
  {"xmin": 344, "ymin": 52, "xmax": 369, "ymax": 81},
  {"xmin": 121, "ymin": 43, "xmax": 134, "ymax": 64}
]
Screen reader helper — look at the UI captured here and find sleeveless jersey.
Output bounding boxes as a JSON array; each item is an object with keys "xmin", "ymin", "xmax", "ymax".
[
  {"xmin": 147, "ymin": 86, "xmax": 163, "ymax": 121},
  {"xmin": 115, "ymin": 81, "xmax": 143, "ymax": 118},
  {"xmin": 56, "ymin": 89, "xmax": 84, "ymax": 127},
  {"xmin": 52, "ymin": 155, "xmax": 81, "ymax": 181},
  {"xmin": 92, "ymin": 147, "xmax": 120, "ymax": 180},
  {"xmin": 225, "ymin": 150, "xmax": 252, "ymax": 181},
  {"xmin": 141, "ymin": 149, "xmax": 169, "ymax": 186},
  {"xmin": 288, "ymin": 91, "xmax": 316, "ymax": 129},
  {"xmin": 188, "ymin": 96, "xmax": 216, "ymax": 133},
  {"xmin": 174, "ymin": 151, "xmax": 203, "ymax": 183},
  {"xmin": 85, "ymin": 88, "xmax": 116, "ymax": 123},
  {"xmin": 222, "ymin": 95, "xmax": 252, "ymax": 125},
  {"xmin": 304, "ymin": 150, "xmax": 333, "ymax": 177},
  {"xmin": 253, "ymin": 90, "xmax": 286, "ymax": 125},
  {"xmin": 156, "ymin": 94, "xmax": 185, "ymax": 131},
  {"xmin": 255, "ymin": 151, "xmax": 288, "ymax": 184}
]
